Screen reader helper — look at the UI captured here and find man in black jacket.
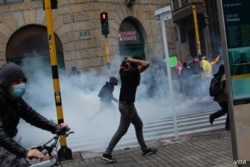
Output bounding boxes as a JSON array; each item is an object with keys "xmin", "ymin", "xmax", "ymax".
[
  {"xmin": 89, "ymin": 76, "xmax": 119, "ymax": 119},
  {"xmin": 98, "ymin": 76, "xmax": 118, "ymax": 104},
  {"xmin": 0, "ymin": 63, "xmax": 70, "ymax": 167},
  {"xmin": 102, "ymin": 56, "xmax": 157, "ymax": 163}
]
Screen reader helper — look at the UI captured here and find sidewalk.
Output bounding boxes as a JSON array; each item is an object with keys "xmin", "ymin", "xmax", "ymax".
[{"xmin": 60, "ymin": 130, "xmax": 236, "ymax": 167}]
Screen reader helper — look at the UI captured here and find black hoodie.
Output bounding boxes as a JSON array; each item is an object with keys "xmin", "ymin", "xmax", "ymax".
[{"xmin": 0, "ymin": 63, "xmax": 57, "ymax": 158}]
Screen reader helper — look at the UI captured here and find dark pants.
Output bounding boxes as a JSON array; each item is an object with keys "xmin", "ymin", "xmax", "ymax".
[
  {"xmin": 104, "ymin": 102, "xmax": 148, "ymax": 155},
  {"xmin": 0, "ymin": 147, "xmax": 29, "ymax": 167},
  {"xmin": 210, "ymin": 101, "xmax": 230, "ymax": 128}
]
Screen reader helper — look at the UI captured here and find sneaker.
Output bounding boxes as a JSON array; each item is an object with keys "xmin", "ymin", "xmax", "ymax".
[
  {"xmin": 142, "ymin": 148, "xmax": 158, "ymax": 156},
  {"xmin": 102, "ymin": 153, "xmax": 117, "ymax": 163}
]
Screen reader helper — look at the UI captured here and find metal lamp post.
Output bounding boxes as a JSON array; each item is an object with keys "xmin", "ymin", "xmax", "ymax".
[{"xmin": 155, "ymin": 6, "xmax": 179, "ymax": 140}]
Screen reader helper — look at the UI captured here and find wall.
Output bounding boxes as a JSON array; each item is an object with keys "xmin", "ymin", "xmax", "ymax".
[{"xmin": 0, "ymin": 0, "xmax": 173, "ymax": 72}]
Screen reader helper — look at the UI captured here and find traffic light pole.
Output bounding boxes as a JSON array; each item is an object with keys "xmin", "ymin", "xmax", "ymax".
[
  {"xmin": 104, "ymin": 37, "xmax": 111, "ymax": 75},
  {"xmin": 192, "ymin": 5, "xmax": 201, "ymax": 56},
  {"xmin": 44, "ymin": 0, "xmax": 72, "ymax": 161},
  {"xmin": 100, "ymin": 11, "xmax": 111, "ymax": 75}
]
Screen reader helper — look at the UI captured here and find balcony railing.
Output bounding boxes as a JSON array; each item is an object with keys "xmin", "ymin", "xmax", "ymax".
[{"xmin": 173, "ymin": 0, "xmax": 204, "ymax": 10}]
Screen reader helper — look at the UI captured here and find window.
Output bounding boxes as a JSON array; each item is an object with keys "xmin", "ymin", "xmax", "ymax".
[
  {"xmin": 173, "ymin": 0, "xmax": 179, "ymax": 10},
  {"xmin": 181, "ymin": 0, "xmax": 189, "ymax": 6},
  {"xmin": 179, "ymin": 26, "xmax": 186, "ymax": 43}
]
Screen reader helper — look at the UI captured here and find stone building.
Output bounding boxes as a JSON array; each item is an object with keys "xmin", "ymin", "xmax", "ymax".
[
  {"xmin": 0, "ymin": 0, "xmax": 176, "ymax": 74},
  {"xmin": 171, "ymin": 0, "xmax": 221, "ymax": 62}
]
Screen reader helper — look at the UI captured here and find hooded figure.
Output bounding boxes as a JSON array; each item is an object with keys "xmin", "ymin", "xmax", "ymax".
[
  {"xmin": 0, "ymin": 63, "xmax": 26, "ymax": 90},
  {"xmin": 209, "ymin": 64, "xmax": 230, "ymax": 130},
  {"xmin": 0, "ymin": 63, "xmax": 69, "ymax": 166},
  {"xmin": 98, "ymin": 76, "xmax": 118, "ymax": 103}
]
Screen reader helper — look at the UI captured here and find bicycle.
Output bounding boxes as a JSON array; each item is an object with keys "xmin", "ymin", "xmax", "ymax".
[{"xmin": 28, "ymin": 130, "xmax": 74, "ymax": 167}]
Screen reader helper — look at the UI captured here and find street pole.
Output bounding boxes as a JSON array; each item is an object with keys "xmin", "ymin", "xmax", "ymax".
[
  {"xmin": 104, "ymin": 37, "xmax": 111, "ymax": 76},
  {"xmin": 192, "ymin": 5, "xmax": 201, "ymax": 56},
  {"xmin": 44, "ymin": 0, "xmax": 72, "ymax": 161},
  {"xmin": 160, "ymin": 19, "xmax": 178, "ymax": 140},
  {"xmin": 155, "ymin": 6, "xmax": 179, "ymax": 140},
  {"xmin": 100, "ymin": 11, "xmax": 111, "ymax": 76}
]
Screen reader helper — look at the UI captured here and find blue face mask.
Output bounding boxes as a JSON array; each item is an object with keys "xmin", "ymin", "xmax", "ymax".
[{"xmin": 10, "ymin": 83, "xmax": 26, "ymax": 97}]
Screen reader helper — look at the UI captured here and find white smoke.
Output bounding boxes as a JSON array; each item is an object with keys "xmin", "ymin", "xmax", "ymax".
[{"xmin": 14, "ymin": 54, "xmax": 217, "ymax": 152}]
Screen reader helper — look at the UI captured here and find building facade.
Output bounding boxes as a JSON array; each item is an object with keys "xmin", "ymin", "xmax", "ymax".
[
  {"xmin": 171, "ymin": 0, "xmax": 221, "ymax": 62},
  {"xmin": 0, "ymin": 0, "xmax": 176, "ymax": 74}
]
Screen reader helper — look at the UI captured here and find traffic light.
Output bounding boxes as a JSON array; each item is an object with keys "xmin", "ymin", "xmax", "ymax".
[
  {"xmin": 51, "ymin": 0, "xmax": 58, "ymax": 9},
  {"xmin": 100, "ymin": 11, "xmax": 109, "ymax": 37},
  {"xmin": 43, "ymin": 0, "xmax": 57, "ymax": 10}
]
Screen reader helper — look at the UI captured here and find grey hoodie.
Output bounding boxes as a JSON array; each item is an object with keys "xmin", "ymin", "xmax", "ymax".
[
  {"xmin": 0, "ymin": 63, "xmax": 26, "ymax": 90},
  {"xmin": 0, "ymin": 63, "xmax": 57, "ymax": 159}
]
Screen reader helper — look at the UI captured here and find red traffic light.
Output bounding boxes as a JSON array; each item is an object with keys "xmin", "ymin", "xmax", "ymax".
[
  {"xmin": 100, "ymin": 11, "xmax": 109, "ymax": 36},
  {"xmin": 100, "ymin": 12, "xmax": 108, "ymax": 20}
]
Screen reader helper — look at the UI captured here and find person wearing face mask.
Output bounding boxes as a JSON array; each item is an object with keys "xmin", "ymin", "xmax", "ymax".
[{"xmin": 0, "ymin": 63, "xmax": 70, "ymax": 167}]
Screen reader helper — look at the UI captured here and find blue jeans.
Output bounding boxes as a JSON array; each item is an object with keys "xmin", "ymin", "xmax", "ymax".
[{"xmin": 104, "ymin": 102, "xmax": 148, "ymax": 154}]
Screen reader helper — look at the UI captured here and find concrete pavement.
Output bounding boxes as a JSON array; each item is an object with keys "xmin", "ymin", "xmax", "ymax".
[{"xmin": 59, "ymin": 130, "xmax": 238, "ymax": 167}]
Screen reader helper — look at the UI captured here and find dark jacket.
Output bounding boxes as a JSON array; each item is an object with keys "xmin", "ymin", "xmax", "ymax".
[
  {"xmin": 0, "ymin": 63, "xmax": 57, "ymax": 158},
  {"xmin": 119, "ymin": 66, "xmax": 140, "ymax": 103},
  {"xmin": 213, "ymin": 74, "xmax": 227, "ymax": 102},
  {"xmin": 98, "ymin": 82, "xmax": 118, "ymax": 103},
  {"xmin": 213, "ymin": 65, "xmax": 227, "ymax": 102}
]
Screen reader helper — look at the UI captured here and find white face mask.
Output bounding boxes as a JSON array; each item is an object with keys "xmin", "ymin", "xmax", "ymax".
[{"xmin": 10, "ymin": 83, "xmax": 26, "ymax": 97}]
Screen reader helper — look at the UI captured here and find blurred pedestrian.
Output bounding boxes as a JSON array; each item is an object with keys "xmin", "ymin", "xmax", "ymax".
[
  {"xmin": 200, "ymin": 56, "xmax": 212, "ymax": 94},
  {"xmin": 98, "ymin": 76, "xmax": 118, "ymax": 104},
  {"xmin": 209, "ymin": 64, "xmax": 230, "ymax": 130},
  {"xmin": 69, "ymin": 66, "xmax": 80, "ymax": 76},
  {"xmin": 89, "ymin": 76, "xmax": 119, "ymax": 120},
  {"xmin": 190, "ymin": 57, "xmax": 202, "ymax": 96},
  {"xmin": 200, "ymin": 56, "xmax": 212, "ymax": 79},
  {"xmin": 179, "ymin": 62, "xmax": 192, "ymax": 96},
  {"xmin": 102, "ymin": 56, "xmax": 157, "ymax": 163},
  {"xmin": 175, "ymin": 61, "xmax": 183, "ymax": 94},
  {"xmin": 98, "ymin": 76, "xmax": 118, "ymax": 111}
]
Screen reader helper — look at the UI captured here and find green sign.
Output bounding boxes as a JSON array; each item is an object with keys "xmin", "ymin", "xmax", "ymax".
[
  {"xmin": 169, "ymin": 56, "xmax": 178, "ymax": 67},
  {"xmin": 80, "ymin": 30, "xmax": 91, "ymax": 36}
]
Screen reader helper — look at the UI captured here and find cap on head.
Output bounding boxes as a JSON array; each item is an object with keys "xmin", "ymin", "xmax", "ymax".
[
  {"xmin": 109, "ymin": 76, "xmax": 118, "ymax": 85},
  {"xmin": 0, "ymin": 63, "xmax": 26, "ymax": 90}
]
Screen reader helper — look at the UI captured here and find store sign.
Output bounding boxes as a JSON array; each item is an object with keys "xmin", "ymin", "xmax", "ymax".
[
  {"xmin": 119, "ymin": 31, "xmax": 138, "ymax": 42},
  {"xmin": 222, "ymin": 0, "xmax": 250, "ymax": 102}
]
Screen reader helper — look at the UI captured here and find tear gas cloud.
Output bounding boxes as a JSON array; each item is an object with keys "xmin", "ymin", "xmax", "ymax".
[{"xmin": 15, "ymin": 54, "xmax": 215, "ymax": 152}]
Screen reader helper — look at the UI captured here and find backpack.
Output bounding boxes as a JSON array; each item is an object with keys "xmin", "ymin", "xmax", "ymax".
[{"xmin": 209, "ymin": 74, "xmax": 222, "ymax": 97}]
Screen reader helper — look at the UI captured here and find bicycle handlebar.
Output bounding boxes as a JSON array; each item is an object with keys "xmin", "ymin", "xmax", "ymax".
[
  {"xmin": 32, "ymin": 131, "xmax": 74, "ymax": 156},
  {"xmin": 55, "ymin": 130, "xmax": 74, "ymax": 137}
]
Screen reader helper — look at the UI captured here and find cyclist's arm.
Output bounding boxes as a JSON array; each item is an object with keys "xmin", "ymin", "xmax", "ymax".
[
  {"xmin": 20, "ymin": 99, "xmax": 70, "ymax": 132},
  {"xmin": 19, "ymin": 98, "xmax": 58, "ymax": 133}
]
